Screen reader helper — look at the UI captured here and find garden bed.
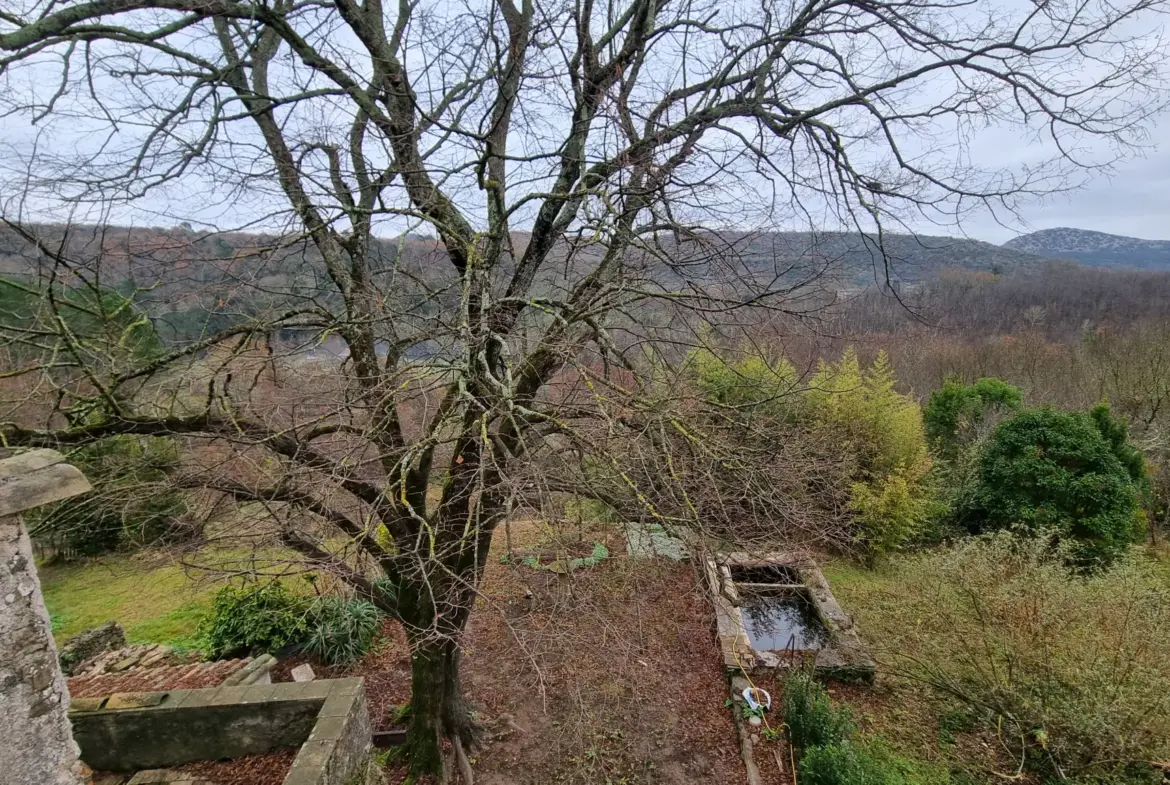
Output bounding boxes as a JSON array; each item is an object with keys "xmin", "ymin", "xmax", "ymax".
[{"xmin": 284, "ymin": 521, "xmax": 761, "ymax": 784}]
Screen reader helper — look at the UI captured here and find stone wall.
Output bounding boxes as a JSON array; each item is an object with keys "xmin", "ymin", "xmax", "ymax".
[
  {"xmin": 707, "ymin": 552, "xmax": 876, "ymax": 682},
  {"xmin": 69, "ymin": 678, "xmax": 372, "ymax": 785},
  {"xmin": 0, "ymin": 450, "xmax": 93, "ymax": 785},
  {"xmin": 59, "ymin": 622, "xmax": 126, "ymax": 675}
]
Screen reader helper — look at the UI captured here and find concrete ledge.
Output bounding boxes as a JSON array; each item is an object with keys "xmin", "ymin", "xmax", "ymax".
[
  {"xmin": 69, "ymin": 678, "xmax": 371, "ymax": 785},
  {"xmin": 0, "ymin": 450, "xmax": 91, "ymax": 518}
]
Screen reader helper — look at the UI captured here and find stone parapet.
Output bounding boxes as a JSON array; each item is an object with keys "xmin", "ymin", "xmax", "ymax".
[{"xmin": 69, "ymin": 678, "xmax": 372, "ymax": 785}]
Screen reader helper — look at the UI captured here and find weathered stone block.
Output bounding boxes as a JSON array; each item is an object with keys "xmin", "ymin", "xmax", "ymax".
[
  {"xmin": 291, "ymin": 664, "xmax": 316, "ymax": 682},
  {"xmin": 285, "ymin": 741, "xmax": 333, "ymax": 785},
  {"xmin": 59, "ymin": 622, "xmax": 126, "ymax": 675},
  {"xmin": 308, "ymin": 714, "xmax": 350, "ymax": 743},
  {"xmin": 72, "ymin": 691, "xmax": 321, "ymax": 771},
  {"xmin": 206, "ymin": 685, "xmax": 251, "ymax": 705},
  {"xmin": 295, "ymin": 680, "xmax": 336, "ymax": 700},
  {"xmin": 106, "ymin": 692, "xmax": 168, "ymax": 710},
  {"xmin": 239, "ymin": 682, "xmax": 283, "ymax": 704},
  {"xmin": 70, "ymin": 679, "xmax": 372, "ymax": 784},
  {"xmin": 318, "ymin": 692, "xmax": 358, "ymax": 720},
  {"xmin": 68, "ymin": 696, "xmax": 108, "ymax": 714},
  {"xmin": 1, "ymin": 451, "xmax": 91, "ymax": 785}
]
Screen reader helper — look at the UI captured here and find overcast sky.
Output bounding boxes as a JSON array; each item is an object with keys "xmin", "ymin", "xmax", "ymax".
[
  {"xmin": 2, "ymin": 0, "xmax": 1167, "ymax": 247},
  {"xmin": 5, "ymin": 113, "xmax": 1164, "ymax": 246},
  {"xmin": 3, "ymin": 109, "xmax": 1165, "ymax": 245},
  {"xmin": 963, "ymin": 138, "xmax": 1170, "ymax": 244}
]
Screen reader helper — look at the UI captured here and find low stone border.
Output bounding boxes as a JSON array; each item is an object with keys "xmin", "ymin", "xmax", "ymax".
[
  {"xmin": 221, "ymin": 653, "xmax": 277, "ymax": 686},
  {"xmin": 69, "ymin": 678, "xmax": 372, "ymax": 785},
  {"xmin": 707, "ymin": 552, "xmax": 875, "ymax": 682}
]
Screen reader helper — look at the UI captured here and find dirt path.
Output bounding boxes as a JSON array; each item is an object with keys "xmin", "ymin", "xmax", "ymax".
[{"xmin": 291, "ymin": 523, "xmax": 756, "ymax": 784}]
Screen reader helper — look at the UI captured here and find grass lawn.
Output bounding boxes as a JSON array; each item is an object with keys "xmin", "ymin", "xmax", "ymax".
[{"xmin": 39, "ymin": 553, "xmax": 221, "ymax": 649}]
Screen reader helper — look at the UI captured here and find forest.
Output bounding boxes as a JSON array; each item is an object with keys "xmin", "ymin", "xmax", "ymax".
[
  {"xmin": 2, "ymin": 0, "xmax": 1169, "ymax": 780},
  {"xmin": 5, "ymin": 252, "xmax": 1170, "ymax": 785}
]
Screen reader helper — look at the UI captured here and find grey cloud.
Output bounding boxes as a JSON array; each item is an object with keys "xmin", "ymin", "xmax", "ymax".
[{"xmin": 967, "ymin": 129, "xmax": 1170, "ymax": 243}]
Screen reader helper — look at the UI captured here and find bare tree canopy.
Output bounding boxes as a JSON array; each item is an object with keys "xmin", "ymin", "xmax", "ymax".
[{"xmin": 1, "ymin": 0, "xmax": 1168, "ymax": 779}]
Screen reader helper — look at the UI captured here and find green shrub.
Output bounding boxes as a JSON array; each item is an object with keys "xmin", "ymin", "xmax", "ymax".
[
  {"xmin": 924, "ymin": 377, "xmax": 1022, "ymax": 461},
  {"xmin": 199, "ymin": 582, "xmax": 309, "ymax": 658},
  {"xmin": 807, "ymin": 349, "xmax": 929, "ymax": 480},
  {"xmin": 960, "ymin": 405, "xmax": 1146, "ymax": 568},
  {"xmin": 810, "ymin": 350, "xmax": 935, "ymax": 556},
  {"xmin": 783, "ymin": 671, "xmax": 855, "ymax": 751},
  {"xmin": 1090, "ymin": 402, "xmax": 1148, "ymax": 485},
  {"xmin": 690, "ymin": 345, "xmax": 930, "ymax": 479},
  {"xmin": 799, "ymin": 741, "xmax": 958, "ymax": 785},
  {"xmin": 784, "ymin": 669, "xmax": 958, "ymax": 785},
  {"xmin": 799, "ymin": 742, "xmax": 892, "ymax": 785},
  {"xmin": 688, "ymin": 345, "xmax": 933, "ymax": 556},
  {"xmin": 843, "ymin": 535, "xmax": 1170, "ymax": 781},
  {"xmin": 29, "ymin": 435, "xmax": 190, "ymax": 557},
  {"xmin": 690, "ymin": 345, "xmax": 799, "ymax": 416},
  {"xmin": 305, "ymin": 597, "xmax": 382, "ymax": 666},
  {"xmin": 849, "ymin": 467, "xmax": 939, "ymax": 559},
  {"xmin": 201, "ymin": 583, "xmax": 383, "ymax": 663}
]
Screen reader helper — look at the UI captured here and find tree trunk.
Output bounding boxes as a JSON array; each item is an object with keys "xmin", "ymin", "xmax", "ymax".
[
  {"xmin": 405, "ymin": 633, "xmax": 475, "ymax": 780},
  {"xmin": 397, "ymin": 480, "xmax": 500, "ymax": 781}
]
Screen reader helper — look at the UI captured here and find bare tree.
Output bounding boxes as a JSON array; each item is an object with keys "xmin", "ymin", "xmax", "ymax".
[{"xmin": 0, "ymin": 0, "xmax": 1167, "ymax": 778}]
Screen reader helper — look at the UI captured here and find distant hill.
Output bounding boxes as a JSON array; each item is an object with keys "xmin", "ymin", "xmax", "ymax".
[
  {"xmin": 1004, "ymin": 228, "xmax": 1170, "ymax": 270},
  {"xmin": 0, "ymin": 224, "xmax": 1047, "ymax": 330},
  {"xmin": 723, "ymin": 231, "xmax": 1045, "ymax": 282},
  {"xmin": 0, "ymin": 224, "xmax": 1048, "ymax": 290}
]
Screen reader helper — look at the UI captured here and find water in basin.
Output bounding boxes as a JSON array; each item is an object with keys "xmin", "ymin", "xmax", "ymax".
[{"xmin": 739, "ymin": 589, "xmax": 830, "ymax": 651}]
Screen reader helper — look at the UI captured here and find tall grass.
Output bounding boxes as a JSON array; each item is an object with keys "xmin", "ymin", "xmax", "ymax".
[{"xmin": 838, "ymin": 534, "xmax": 1170, "ymax": 781}]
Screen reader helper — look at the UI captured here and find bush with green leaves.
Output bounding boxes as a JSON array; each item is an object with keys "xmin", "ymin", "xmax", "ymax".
[
  {"xmin": 784, "ymin": 674, "xmax": 957, "ymax": 785},
  {"xmin": 848, "ymin": 468, "xmax": 940, "ymax": 561},
  {"xmin": 305, "ymin": 597, "xmax": 383, "ymax": 666},
  {"xmin": 688, "ymin": 345, "xmax": 934, "ymax": 556},
  {"xmin": 783, "ymin": 671, "xmax": 855, "ymax": 751},
  {"xmin": 799, "ymin": 742, "xmax": 893, "ymax": 785},
  {"xmin": 806, "ymin": 349, "xmax": 937, "ymax": 556},
  {"xmin": 200, "ymin": 582, "xmax": 384, "ymax": 663},
  {"xmin": 690, "ymin": 344, "xmax": 799, "ymax": 416},
  {"xmin": 799, "ymin": 741, "xmax": 962, "ymax": 785},
  {"xmin": 959, "ymin": 404, "xmax": 1146, "ymax": 567},
  {"xmin": 29, "ymin": 435, "xmax": 190, "ymax": 557},
  {"xmin": 199, "ymin": 582, "xmax": 310, "ymax": 658},
  {"xmin": 689, "ymin": 345, "xmax": 929, "ymax": 479},
  {"xmin": 1090, "ymin": 403, "xmax": 1148, "ymax": 486},
  {"xmin": 924, "ymin": 377, "xmax": 1022, "ymax": 461},
  {"xmin": 806, "ymin": 349, "xmax": 929, "ymax": 482}
]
